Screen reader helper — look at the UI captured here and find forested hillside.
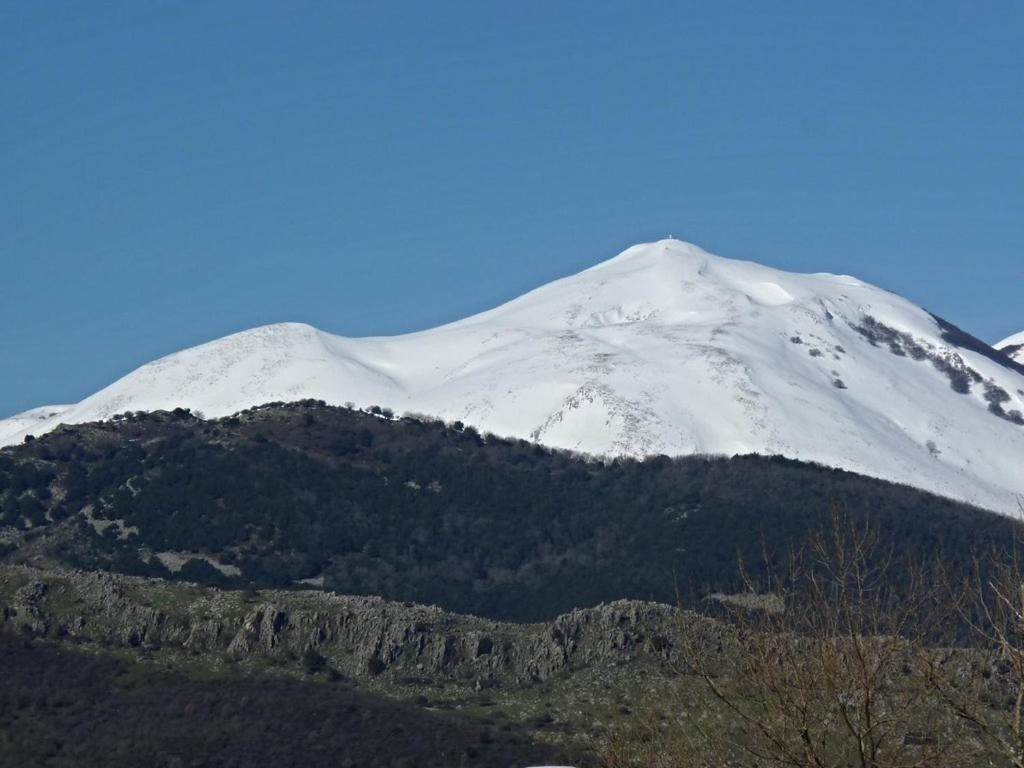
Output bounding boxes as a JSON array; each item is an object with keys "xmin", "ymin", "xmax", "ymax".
[{"xmin": 0, "ymin": 402, "xmax": 1017, "ymax": 621}]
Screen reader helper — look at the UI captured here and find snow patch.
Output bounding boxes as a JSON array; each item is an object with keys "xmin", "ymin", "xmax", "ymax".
[{"xmin": 744, "ymin": 281, "xmax": 795, "ymax": 307}]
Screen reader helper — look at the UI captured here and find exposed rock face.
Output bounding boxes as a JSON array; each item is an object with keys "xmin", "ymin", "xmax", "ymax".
[{"xmin": 0, "ymin": 565, "xmax": 731, "ymax": 686}]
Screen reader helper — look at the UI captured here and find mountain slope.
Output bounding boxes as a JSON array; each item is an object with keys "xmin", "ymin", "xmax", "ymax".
[
  {"xmin": 4, "ymin": 239, "xmax": 1024, "ymax": 514},
  {"xmin": 999, "ymin": 331, "xmax": 1024, "ymax": 364},
  {"xmin": 0, "ymin": 405, "xmax": 70, "ymax": 444}
]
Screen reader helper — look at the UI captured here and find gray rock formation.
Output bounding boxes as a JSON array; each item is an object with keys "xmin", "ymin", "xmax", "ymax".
[{"xmin": 0, "ymin": 565, "xmax": 733, "ymax": 687}]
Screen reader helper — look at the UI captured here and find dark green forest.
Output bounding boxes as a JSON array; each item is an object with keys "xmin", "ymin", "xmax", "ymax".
[{"xmin": 0, "ymin": 402, "xmax": 1018, "ymax": 621}]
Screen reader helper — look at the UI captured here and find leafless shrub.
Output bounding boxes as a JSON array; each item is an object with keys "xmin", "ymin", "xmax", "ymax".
[
  {"xmin": 925, "ymin": 495, "xmax": 1024, "ymax": 767},
  {"xmin": 603, "ymin": 508, "xmax": 979, "ymax": 768}
]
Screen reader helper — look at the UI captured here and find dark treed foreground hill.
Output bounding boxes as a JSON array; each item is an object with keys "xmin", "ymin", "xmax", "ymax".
[
  {"xmin": 0, "ymin": 632, "xmax": 575, "ymax": 768},
  {"xmin": 0, "ymin": 401, "xmax": 1018, "ymax": 621}
]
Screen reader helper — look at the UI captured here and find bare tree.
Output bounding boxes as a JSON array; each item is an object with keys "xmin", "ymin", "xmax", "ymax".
[
  {"xmin": 924, "ymin": 495, "xmax": 1024, "ymax": 767},
  {"xmin": 603, "ymin": 509, "xmax": 976, "ymax": 768}
]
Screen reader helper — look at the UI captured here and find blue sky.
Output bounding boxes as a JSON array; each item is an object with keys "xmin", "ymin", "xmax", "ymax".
[{"xmin": 2, "ymin": 1, "xmax": 1022, "ymax": 416}]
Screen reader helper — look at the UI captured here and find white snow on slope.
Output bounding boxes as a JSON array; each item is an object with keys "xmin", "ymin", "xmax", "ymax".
[
  {"xmin": 999, "ymin": 331, "xmax": 1024, "ymax": 364},
  {"xmin": 3, "ymin": 239, "xmax": 1023, "ymax": 515},
  {"xmin": 0, "ymin": 405, "xmax": 72, "ymax": 443}
]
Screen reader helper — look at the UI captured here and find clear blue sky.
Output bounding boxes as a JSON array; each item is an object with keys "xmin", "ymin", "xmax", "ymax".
[{"xmin": 2, "ymin": 1, "xmax": 1022, "ymax": 417}]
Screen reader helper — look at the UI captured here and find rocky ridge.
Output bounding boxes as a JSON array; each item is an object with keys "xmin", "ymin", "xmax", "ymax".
[{"xmin": 0, "ymin": 565, "xmax": 730, "ymax": 687}]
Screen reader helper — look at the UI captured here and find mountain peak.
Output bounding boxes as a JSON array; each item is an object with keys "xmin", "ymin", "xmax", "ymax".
[
  {"xmin": 605, "ymin": 237, "xmax": 709, "ymax": 259},
  {"xmin": 588, "ymin": 238, "xmax": 715, "ymax": 275},
  {"xmin": 504, "ymin": 239, "xmax": 856, "ymax": 332}
]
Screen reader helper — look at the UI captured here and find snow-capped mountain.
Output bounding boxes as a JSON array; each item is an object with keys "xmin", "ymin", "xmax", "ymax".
[
  {"xmin": 999, "ymin": 331, "xmax": 1024, "ymax": 364},
  {"xmin": 3, "ymin": 239, "xmax": 1024, "ymax": 514}
]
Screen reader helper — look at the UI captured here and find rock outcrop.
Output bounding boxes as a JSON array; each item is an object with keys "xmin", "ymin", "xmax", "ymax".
[{"xmin": 0, "ymin": 565, "xmax": 732, "ymax": 686}]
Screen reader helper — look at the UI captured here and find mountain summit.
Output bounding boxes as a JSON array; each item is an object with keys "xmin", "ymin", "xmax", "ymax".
[{"xmin": 4, "ymin": 239, "xmax": 1024, "ymax": 514}]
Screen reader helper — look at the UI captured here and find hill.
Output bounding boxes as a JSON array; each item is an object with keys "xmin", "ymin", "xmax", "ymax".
[{"xmin": 1, "ymin": 402, "xmax": 1017, "ymax": 621}]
